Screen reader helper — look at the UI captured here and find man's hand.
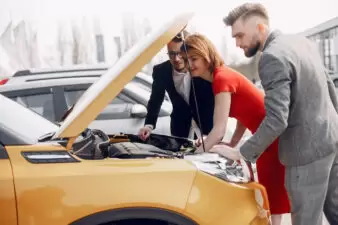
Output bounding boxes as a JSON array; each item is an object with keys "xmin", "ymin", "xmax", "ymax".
[
  {"xmin": 194, "ymin": 136, "xmax": 208, "ymax": 153},
  {"xmin": 194, "ymin": 135, "xmax": 207, "ymax": 147},
  {"xmin": 138, "ymin": 125, "xmax": 153, "ymax": 141},
  {"xmin": 209, "ymin": 144, "xmax": 242, "ymax": 161}
]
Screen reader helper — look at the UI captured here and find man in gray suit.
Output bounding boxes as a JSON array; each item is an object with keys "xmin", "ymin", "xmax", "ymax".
[{"xmin": 211, "ymin": 3, "xmax": 338, "ymax": 225}]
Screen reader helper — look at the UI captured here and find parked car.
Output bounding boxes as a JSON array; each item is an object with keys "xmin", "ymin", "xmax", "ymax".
[
  {"xmin": 331, "ymin": 74, "xmax": 338, "ymax": 88},
  {"xmin": 328, "ymin": 73, "xmax": 338, "ymax": 96},
  {"xmin": 0, "ymin": 67, "xmax": 172, "ymax": 136},
  {"xmin": 0, "ymin": 67, "xmax": 252, "ymax": 144},
  {"xmin": 0, "ymin": 13, "xmax": 269, "ymax": 225},
  {"xmin": 0, "ymin": 64, "xmax": 171, "ymax": 102}
]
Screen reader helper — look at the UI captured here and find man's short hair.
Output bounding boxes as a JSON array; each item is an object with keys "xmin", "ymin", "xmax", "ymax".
[
  {"xmin": 223, "ymin": 3, "xmax": 269, "ymax": 26},
  {"xmin": 171, "ymin": 30, "xmax": 190, "ymax": 43}
]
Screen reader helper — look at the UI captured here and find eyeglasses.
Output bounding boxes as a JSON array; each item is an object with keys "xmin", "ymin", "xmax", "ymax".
[
  {"xmin": 175, "ymin": 34, "xmax": 183, "ymax": 40},
  {"xmin": 167, "ymin": 51, "xmax": 183, "ymax": 59}
]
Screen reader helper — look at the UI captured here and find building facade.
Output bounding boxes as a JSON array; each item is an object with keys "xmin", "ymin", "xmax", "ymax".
[{"xmin": 302, "ymin": 17, "xmax": 338, "ymax": 75}]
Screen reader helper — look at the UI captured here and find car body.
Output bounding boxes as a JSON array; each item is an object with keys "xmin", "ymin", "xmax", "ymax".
[
  {"xmin": 331, "ymin": 74, "xmax": 338, "ymax": 88},
  {"xmin": 0, "ymin": 67, "xmax": 172, "ymax": 136},
  {"xmin": 2, "ymin": 65, "xmax": 170, "ymax": 102},
  {"xmin": 328, "ymin": 74, "xmax": 338, "ymax": 96},
  {"xmin": 0, "ymin": 13, "xmax": 270, "ymax": 225}
]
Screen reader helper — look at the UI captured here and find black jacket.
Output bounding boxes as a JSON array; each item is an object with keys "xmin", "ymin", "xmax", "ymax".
[{"xmin": 145, "ymin": 60, "xmax": 214, "ymax": 138}]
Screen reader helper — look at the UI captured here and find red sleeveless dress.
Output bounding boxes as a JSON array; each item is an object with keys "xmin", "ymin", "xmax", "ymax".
[{"xmin": 212, "ymin": 66, "xmax": 290, "ymax": 214}]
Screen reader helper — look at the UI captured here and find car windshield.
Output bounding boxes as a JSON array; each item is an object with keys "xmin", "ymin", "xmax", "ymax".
[{"xmin": 0, "ymin": 94, "xmax": 58, "ymax": 145}]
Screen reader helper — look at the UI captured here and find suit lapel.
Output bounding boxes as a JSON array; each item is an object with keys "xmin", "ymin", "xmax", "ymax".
[
  {"xmin": 189, "ymin": 78, "xmax": 196, "ymax": 106},
  {"xmin": 164, "ymin": 61, "xmax": 177, "ymax": 94}
]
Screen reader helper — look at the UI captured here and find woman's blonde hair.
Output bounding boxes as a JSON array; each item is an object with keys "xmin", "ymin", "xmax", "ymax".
[{"xmin": 181, "ymin": 33, "xmax": 224, "ymax": 73}]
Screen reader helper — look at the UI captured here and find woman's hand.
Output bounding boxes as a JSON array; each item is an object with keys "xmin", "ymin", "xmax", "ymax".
[
  {"xmin": 195, "ymin": 146, "xmax": 206, "ymax": 154},
  {"xmin": 209, "ymin": 144, "xmax": 242, "ymax": 161},
  {"xmin": 219, "ymin": 141, "xmax": 236, "ymax": 148}
]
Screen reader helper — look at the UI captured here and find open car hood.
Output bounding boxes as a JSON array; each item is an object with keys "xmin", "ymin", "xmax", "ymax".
[{"xmin": 52, "ymin": 13, "xmax": 193, "ymax": 139}]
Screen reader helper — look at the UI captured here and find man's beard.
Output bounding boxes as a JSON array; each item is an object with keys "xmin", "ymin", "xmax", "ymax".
[{"xmin": 245, "ymin": 41, "xmax": 261, "ymax": 58}]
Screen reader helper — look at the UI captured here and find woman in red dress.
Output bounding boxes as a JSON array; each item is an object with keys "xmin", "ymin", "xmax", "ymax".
[{"xmin": 182, "ymin": 34, "xmax": 290, "ymax": 225}]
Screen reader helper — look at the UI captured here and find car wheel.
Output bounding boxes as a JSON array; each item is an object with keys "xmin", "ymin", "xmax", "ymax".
[{"xmin": 104, "ymin": 219, "xmax": 176, "ymax": 225}]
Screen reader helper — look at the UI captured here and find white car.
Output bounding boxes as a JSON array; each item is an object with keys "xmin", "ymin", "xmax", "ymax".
[{"xmin": 0, "ymin": 67, "xmax": 172, "ymax": 135}]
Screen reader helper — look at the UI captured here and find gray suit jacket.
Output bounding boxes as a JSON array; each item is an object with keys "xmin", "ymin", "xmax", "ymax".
[{"xmin": 240, "ymin": 30, "xmax": 338, "ymax": 166}]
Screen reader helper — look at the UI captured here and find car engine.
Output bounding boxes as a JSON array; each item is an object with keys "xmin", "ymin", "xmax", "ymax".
[
  {"xmin": 108, "ymin": 142, "xmax": 181, "ymax": 159},
  {"xmin": 71, "ymin": 129, "xmax": 194, "ymax": 160},
  {"xmin": 70, "ymin": 128, "xmax": 253, "ymax": 183}
]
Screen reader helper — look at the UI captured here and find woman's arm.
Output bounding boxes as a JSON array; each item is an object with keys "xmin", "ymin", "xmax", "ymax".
[
  {"xmin": 197, "ymin": 92, "xmax": 231, "ymax": 152},
  {"xmin": 229, "ymin": 120, "xmax": 247, "ymax": 147}
]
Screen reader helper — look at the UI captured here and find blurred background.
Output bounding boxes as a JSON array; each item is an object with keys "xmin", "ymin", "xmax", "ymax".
[{"xmin": 0, "ymin": 0, "xmax": 337, "ymax": 81}]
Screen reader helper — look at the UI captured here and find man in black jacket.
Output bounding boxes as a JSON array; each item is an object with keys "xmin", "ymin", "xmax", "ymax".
[{"xmin": 138, "ymin": 31, "xmax": 215, "ymax": 140}]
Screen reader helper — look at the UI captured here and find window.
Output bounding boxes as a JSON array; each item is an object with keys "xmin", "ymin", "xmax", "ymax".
[
  {"xmin": 64, "ymin": 90, "xmax": 134, "ymax": 108},
  {"xmin": 64, "ymin": 90, "xmax": 84, "ymax": 108},
  {"xmin": 64, "ymin": 89, "xmax": 140, "ymax": 120},
  {"xmin": 96, "ymin": 34, "xmax": 105, "ymax": 62},
  {"xmin": 10, "ymin": 93, "xmax": 55, "ymax": 122}
]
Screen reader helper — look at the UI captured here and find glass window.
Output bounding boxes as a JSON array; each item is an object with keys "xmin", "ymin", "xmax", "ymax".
[
  {"xmin": 64, "ymin": 90, "xmax": 133, "ymax": 108},
  {"xmin": 64, "ymin": 89, "xmax": 137, "ymax": 120},
  {"xmin": 11, "ymin": 93, "xmax": 55, "ymax": 122},
  {"xmin": 64, "ymin": 90, "xmax": 84, "ymax": 108},
  {"xmin": 325, "ymin": 56, "xmax": 330, "ymax": 67}
]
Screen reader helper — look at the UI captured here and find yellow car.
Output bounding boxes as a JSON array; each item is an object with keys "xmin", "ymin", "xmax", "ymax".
[{"xmin": 0, "ymin": 13, "xmax": 270, "ymax": 225}]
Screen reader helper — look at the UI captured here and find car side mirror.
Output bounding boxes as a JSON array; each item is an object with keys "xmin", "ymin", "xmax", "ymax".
[{"xmin": 131, "ymin": 104, "xmax": 147, "ymax": 118}]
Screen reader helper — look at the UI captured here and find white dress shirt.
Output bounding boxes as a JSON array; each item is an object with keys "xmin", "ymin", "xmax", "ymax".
[
  {"xmin": 145, "ymin": 69, "xmax": 202, "ymax": 139},
  {"xmin": 172, "ymin": 69, "xmax": 201, "ymax": 139}
]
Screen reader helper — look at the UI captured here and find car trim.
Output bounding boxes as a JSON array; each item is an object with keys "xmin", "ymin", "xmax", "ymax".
[
  {"xmin": 0, "ymin": 144, "xmax": 9, "ymax": 159},
  {"xmin": 69, "ymin": 207, "xmax": 198, "ymax": 225},
  {"xmin": 2, "ymin": 86, "xmax": 53, "ymax": 98},
  {"xmin": 13, "ymin": 67, "xmax": 108, "ymax": 77},
  {"xmin": 26, "ymin": 75, "xmax": 101, "ymax": 82},
  {"xmin": 21, "ymin": 151, "xmax": 80, "ymax": 164},
  {"xmin": 52, "ymin": 87, "xmax": 69, "ymax": 121}
]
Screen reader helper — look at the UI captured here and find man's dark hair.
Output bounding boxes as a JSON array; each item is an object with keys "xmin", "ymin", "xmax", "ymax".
[
  {"xmin": 223, "ymin": 3, "xmax": 269, "ymax": 26},
  {"xmin": 171, "ymin": 30, "xmax": 190, "ymax": 42}
]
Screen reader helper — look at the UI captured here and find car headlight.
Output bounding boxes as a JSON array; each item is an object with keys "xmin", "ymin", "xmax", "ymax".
[
  {"xmin": 184, "ymin": 153, "xmax": 253, "ymax": 183},
  {"xmin": 185, "ymin": 153, "xmax": 271, "ymax": 218}
]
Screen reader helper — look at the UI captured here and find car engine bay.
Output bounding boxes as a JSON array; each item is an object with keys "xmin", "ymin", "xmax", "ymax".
[
  {"xmin": 71, "ymin": 129, "xmax": 195, "ymax": 160},
  {"xmin": 69, "ymin": 128, "xmax": 253, "ymax": 183}
]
